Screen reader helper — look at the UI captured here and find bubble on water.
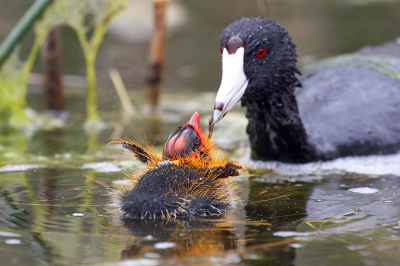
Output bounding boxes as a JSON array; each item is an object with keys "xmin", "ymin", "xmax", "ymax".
[
  {"xmin": 273, "ymin": 231, "xmax": 313, "ymax": 237},
  {"xmin": 5, "ymin": 239, "xmax": 21, "ymax": 245},
  {"xmin": 154, "ymin": 242, "xmax": 176, "ymax": 249},
  {"xmin": 289, "ymin": 243, "xmax": 304, "ymax": 249},
  {"xmin": 72, "ymin": 213, "xmax": 85, "ymax": 217},
  {"xmin": 348, "ymin": 187, "xmax": 379, "ymax": 194}
]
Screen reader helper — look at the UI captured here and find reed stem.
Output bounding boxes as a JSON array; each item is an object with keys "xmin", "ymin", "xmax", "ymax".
[{"xmin": 0, "ymin": 0, "xmax": 53, "ymax": 68}]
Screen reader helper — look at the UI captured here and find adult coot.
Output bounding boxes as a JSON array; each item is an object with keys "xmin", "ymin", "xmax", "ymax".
[
  {"xmin": 111, "ymin": 112, "xmax": 242, "ymax": 220},
  {"xmin": 211, "ymin": 17, "xmax": 400, "ymax": 163}
]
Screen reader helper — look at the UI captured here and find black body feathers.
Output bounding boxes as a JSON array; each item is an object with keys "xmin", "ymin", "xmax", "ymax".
[
  {"xmin": 219, "ymin": 17, "xmax": 400, "ymax": 162},
  {"xmin": 120, "ymin": 164, "xmax": 237, "ymax": 219}
]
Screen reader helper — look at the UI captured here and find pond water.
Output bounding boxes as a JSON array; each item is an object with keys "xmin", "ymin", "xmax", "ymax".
[
  {"xmin": 1, "ymin": 0, "xmax": 400, "ymax": 265},
  {"xmin": 2, "ymin": 158, "xmax": 400, "ymax": 265}
]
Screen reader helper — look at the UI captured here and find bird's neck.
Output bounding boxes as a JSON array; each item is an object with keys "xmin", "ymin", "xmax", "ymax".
[{"xmin": 242, "ymin": 81, "xmax": 316, "ymax": 163}]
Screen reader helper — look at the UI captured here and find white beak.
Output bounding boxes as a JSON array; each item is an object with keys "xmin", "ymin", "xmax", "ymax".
[{"xmin": 213, "ymin": 47, "xmax": 249, "ymax": 123}]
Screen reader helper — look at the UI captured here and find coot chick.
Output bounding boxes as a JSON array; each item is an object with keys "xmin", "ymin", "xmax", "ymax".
[
  {"xmin": 211, "ymin": 17, "xmax": 400, "ymax": 163},
  {"xmin": 111, "ymin": 112, "xmax": 242, "ymax": 220}
]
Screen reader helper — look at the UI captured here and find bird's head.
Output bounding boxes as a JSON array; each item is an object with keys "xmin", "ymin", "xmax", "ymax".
[{"xmin": 212, "ymin": 17, "xmax": 298, "ymax": 123}]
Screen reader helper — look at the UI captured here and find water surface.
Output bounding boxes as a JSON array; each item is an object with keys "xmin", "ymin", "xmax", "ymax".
[{"xmin": 1, "ymin": 0, "xmax": 400, "ymax": 265}]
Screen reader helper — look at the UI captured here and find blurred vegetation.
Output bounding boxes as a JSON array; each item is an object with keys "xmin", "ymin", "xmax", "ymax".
[{"xmin": 0, "ymin": 0, "xmax": 128, "ymax": 130}]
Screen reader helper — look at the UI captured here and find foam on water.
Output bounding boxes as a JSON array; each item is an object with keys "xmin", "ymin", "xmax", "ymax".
[
  {"xmin": 81, "ymin": 162, "xmax": 122, "ymax": 172},
  {"xmin": 245, "ymin": 152, "xmax": 400, "ymax": 176},
  {"xmin": 117, "ymin": 259, "xmax": 159, "ymax": 266},
  {"xmin": 348, "ymin": 187, "xmax": 379, "ymax": 194},
  {"xmin": 0, "ymin": 164, "xmax": 45, "ymax": 173}
]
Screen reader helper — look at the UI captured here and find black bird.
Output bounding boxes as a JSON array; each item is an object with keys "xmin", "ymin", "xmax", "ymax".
[
  {"xmin": 110, "ymin": 112, "xmax": 242, "ymax": 220},
  {"xmin": 212, "ymin": 17, "xmax": 400, "ymax": 163}
]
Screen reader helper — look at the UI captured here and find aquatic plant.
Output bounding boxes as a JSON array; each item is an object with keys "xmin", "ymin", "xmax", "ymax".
[{"xmin": 0, "ymin": 0, "xmax": 128, "ymax": 129}]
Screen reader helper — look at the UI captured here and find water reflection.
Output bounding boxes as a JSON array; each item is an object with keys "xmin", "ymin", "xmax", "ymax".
[
  {"xmin": 245, "ymin": 181, "xmax": 311, "ymax": 228},
  {"xmin": 1, "ymin": 166, "xmax": 400, "ymax": 265},
  {"xmin": 0, "ymin": 168, "xmax": 121, "ymax": 265},
  {"xmin": 120, "ymin": 219, "xmax": 238, "ymax": 259}
]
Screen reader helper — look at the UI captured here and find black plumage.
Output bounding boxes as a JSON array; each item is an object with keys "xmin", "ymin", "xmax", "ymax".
[
  {"xmin": 120, "ymin": 164, "xmax": 236, "ymax": 219},
  {"xmin": 214, "ymin": 17, "xmax": 400, "ymax": 163}
]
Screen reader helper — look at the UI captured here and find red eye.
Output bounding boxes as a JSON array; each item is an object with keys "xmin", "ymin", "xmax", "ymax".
[
  {"xmin": 255, "ymin": 48, "xmax": 267, "ymax": 58},
  {"xmin": 219, "ymin": 47, "xmax": 223, "ymax": 54}
]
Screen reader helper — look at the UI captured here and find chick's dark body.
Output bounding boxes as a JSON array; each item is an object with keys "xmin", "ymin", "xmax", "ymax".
[{"xmin": 121, "ymin": 164, "xmax": 232, "ymax": 219}]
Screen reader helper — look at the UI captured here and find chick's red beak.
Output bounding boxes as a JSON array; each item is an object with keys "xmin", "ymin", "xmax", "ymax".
[
  {"xmin": 162, "ymin": 112, "xmax": 202, "ymax": 160},
  {"xmin": 187, "ymin": 112, "xmax": 200, "ymax": 133}
]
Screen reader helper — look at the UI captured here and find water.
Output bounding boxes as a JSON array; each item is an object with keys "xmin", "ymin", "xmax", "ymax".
[
  {"xmin": 1, "ymin": 0, "xmax": 400, "ymax": 265},
  {"xmin": 2, "ymin": 166, "xmax": 400, "ymax": 265}
]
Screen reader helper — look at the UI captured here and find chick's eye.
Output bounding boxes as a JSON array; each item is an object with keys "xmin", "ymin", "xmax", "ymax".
[{"xmin": 255, "ymin": 48, "xmax": 267, "ymax": 58}]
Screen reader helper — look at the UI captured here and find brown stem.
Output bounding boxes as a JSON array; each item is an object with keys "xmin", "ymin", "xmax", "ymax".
[
  {"xmin": 143, "ymin": 0, "xmax": 168, "ymax": 112},
  {"xmin": 41, "ymin": 28, "xmax": 63, "ymax": 111}
]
